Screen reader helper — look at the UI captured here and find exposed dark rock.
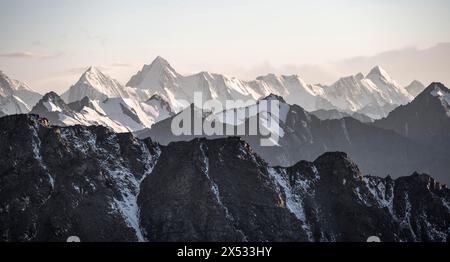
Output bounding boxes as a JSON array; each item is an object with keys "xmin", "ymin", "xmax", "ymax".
[
  {"xmin": 374, "ymin": 82, "xmax": 450, "ymax": 156},
  {"xmin": 0, "ymin": 114, "xmax": 448, "ymax": 242}
]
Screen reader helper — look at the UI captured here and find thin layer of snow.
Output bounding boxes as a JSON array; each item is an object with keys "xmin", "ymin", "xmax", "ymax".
[
  {"xmin": 364, "ymin": 177, "xmax": 394, "ymax": 214},
  {"xmin": 431, "ymin": 85, "xmax": 450, "ymax": 107},
  {"xmin": 43, "ymin": 101, "xmax": 62, "ymax": 112},
  {"xmin": 399, "ymin": 192, "xmax": 417, "ymax": 241},
  {"xmin": 268, "ymin": 167, "xmax": 313, "ymax": 240},
  {"xmin": 199, "ymin": 143, "xmax": 236, "ymax": 222},
  {"xmin": 77, "ymin": 132, "xmax": 161, "ymax": 242},
  {"xmin": 61, "ymin": 67, "xmax": 128, "ymax": 103},
  {"xmin": 30, "ymin": 124, "xmax": 54, "ymax": 190}
]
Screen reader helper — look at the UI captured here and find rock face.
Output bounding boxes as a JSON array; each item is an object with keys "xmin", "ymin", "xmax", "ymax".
[
  {"xmin": 137, "ymin": 96, "xmax": 450, "ymax": 185},
  {"xmin": 138, "ymin": 138, "xmax": 307, "ymax": 241},
  {"xmin": 311, "ymin": 109, "xmax": 373, "ymax": 123},
  {"xmin": 0, "ymin": 114, "xmax": 160, "ymax": 241},
  {"xmin": 374, "ymin": 82, "xmax": 450, "ymax": 156},
  {"xmin": 0, "ymin": 114, "xmax": 449, "ymax": 242}
]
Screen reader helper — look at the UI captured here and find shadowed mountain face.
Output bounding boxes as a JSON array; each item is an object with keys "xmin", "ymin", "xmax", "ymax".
[
  {"xmin": 136, "ymin": 96, "xmax": 450, "ymax": 185},
  {"xmin": 311, "ymin": 109, "xmax": 373, "ymax": 123},
  {"xmin": 374, "ymin": 82, "xmax": 450, "ymax": 156},
  {"xmin": 0, "ymin": 114, "xmax": 448, "ymax": 242}
]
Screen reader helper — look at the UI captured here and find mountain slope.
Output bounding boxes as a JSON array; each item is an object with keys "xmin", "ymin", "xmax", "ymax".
[
  {"xmin": 139, "ymin": 94, "xmax": 175, "ymax": 123},
  {"xmin": 127, "ymin": 58, "xmax": 413, "ymax": 118},
  {"xmin": 405, "ymin": 80, "xmax": 426, "ymax": 97},
  {"xmin": 31, "ymin": 92, "xmax": 144, "ymax": 132},
  {"xmin": 0, "ymin": 114, "xmax": 160, "ymax": 241},
  {"xmin": 126, "ymin": 57, "xmax": 260, "ymax": 112},
  {"xmin": 0, "ymin": 114, "xmax": 448, "ymax": 241},
  {"xmin": 0, "ymin": 71, "xmax": 42, "ymax": 114},
  {"xmin": 138, "ymin": 95, "xmax": 450, "ymax": 184},
  {"xmin": 311, "ymin": 109, "xmax": 373, "ymax": 123},
  {"xmin": 321, "ymin": 66, "xmax": 413, "ymax": 118},
  {"xmin": 31, "ymin": 91, "xmax": 174, "ymax": 132},
  {"xmin": 61, "ymin": 67, "xmax": 129, "ymax": 103},
  {"xmin": 126, "ymin": 57, "xmax": 335, "ymax": 112},
  {"xmin": 365, "ymin": 66, "xmax": 413, "ymax": 105},
  {"xmin": 374, "ymin": 82, "xmax": 450, "ymax": 155}
]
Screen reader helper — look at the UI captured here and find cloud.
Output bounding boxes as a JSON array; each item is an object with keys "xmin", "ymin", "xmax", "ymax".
[{"xmin": 0, "ymin": 51, "xmax": 62, "ymax": 60}]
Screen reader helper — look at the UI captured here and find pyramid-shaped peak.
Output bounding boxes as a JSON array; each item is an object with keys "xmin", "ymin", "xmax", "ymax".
[
  {"xmin": 429, "ymin": 82, "xmax": 450, "ymax": 94},
  {"xmin": 86, "ymin": 66, "xmax": 97, "ymax": 72},
  {"xmin": 367, "ymin": 65, "xmax": 391, "ymax": 80},
  {"xmin": 414, "ymin": 82, "xmax": 450, "ymax": 102},
  {"xmin": 150, "ymin": 56, "xmax": 172, "ymax": 68},
  {"xmin": 42, "ymin": 91, "xmax": 62, "ymax": 101},
  {"xmin": 82, "ymin": 66, "xmax": 103, "ymax": 76}
]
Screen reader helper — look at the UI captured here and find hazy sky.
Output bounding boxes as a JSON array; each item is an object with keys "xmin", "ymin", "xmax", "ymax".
[{"xmin": 1, "ymin": 0, "xmax": 450, "ymax": 93}]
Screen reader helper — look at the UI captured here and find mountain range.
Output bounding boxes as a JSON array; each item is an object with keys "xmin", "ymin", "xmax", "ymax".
[
  {"xmin": 0, "ymin": 56, "xmax": 426, "ymax": 123},
  {"xmin": 0, "ymin": 57, "xmax": 448, "ymax": 242},
  {"xmin": 0, "ymin": 114, "xmax": 448, "ymax": 241},
  {"xmin": 136, "ymin": 85, "xmax": 450, "ymax": 185}
]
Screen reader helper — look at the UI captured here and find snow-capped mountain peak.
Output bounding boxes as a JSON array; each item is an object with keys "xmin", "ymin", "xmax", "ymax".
[
  {"xmin": 126, "ymin": 56, "xmax": 180, "ymax": 89},
  {"xmin": 430, "ymin": 82, "xmax": 450, "ymax": 110},
  {"xmin": 0, "ymin": 70, "xmax": 36, "ymax": 94},
  {"xmin": 367, "ymin": 65, "xmax": 393, "ymax": 82},
  {"xmin": 0, "ymin": 70, "xmax": 42, "ymax": 114},
  {"xmin": 40, "ymin": 91, "xmax": 69, "ymax": 112},
  {"xmin": 405, "ymin": 80, "xmax": 426, "ymax": 97},
  {"xmin": 0, "ymin": 71, "xmax": 14, "ymax": 97},
  {"xmin": 61, "ymin": 66, "xmax": 128, "ymax": 103},
  {"xmin": 364, "ymin": 65, "xmax": 413, "ymax": 108},
  {"xmin": 152, "ymin": 56, "xmax": 172, "ymax": 69},
  {"xmin": 77, "ymin": 66, "xmax": 118, "ymax": 91}
]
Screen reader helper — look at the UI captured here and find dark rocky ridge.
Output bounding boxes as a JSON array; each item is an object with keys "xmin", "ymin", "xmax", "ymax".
[
  {"xmin": 137, "ymin": 97, "xmax": 450, "ymax": 184},
  {"xmin": 0, "ymin": 114, "xmax": 449, "ymax": 241},
  {"xmin": 374, "ymin": 82, "xmax": 450, "ymax": 156}
]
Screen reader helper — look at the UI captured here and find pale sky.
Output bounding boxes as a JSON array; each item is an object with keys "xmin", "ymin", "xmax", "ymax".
[{"xmin": 1, "ymin": 0, "xmax": 450, "ymax": 93}]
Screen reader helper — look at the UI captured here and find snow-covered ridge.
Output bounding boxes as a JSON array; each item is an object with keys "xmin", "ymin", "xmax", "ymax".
[
  {"xmin": 125, "ymin": 57, "xmax": 416, "ymax": 118},
  {"xmin": 0, "ymin": 71, "xmax": 42, "ymax": 115},
  {"xmin": 31, "ymin": 91, "xmax": 174, "ymax": 132},
  {"xmin": 61, "ymin": 66, "xmax": 129, "ymax": 104},
  {"xmin": 2, "ymin": 58, "xmax": 423, "ymax": 123}
]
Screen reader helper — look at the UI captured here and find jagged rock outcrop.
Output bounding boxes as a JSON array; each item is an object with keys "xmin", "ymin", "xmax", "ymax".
[
  {"xmin": 0, "ymin": 114, "xmax": 160, "ymax": 241},
  {"xmin": 0, "ymin": 115, "xmax": 448, "ymax": 241}
]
